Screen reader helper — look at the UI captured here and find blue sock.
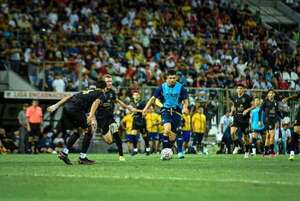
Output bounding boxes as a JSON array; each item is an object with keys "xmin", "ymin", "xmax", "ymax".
[{"xmin": 176, "ymin": 130, "xmax": 183, "ymax": 153}]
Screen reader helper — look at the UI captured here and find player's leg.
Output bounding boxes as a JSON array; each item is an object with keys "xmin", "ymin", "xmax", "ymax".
[
  {"xmin": 192, "ymin": 133, "xmax": 200, "ymax": 153},
  {"xmin": 243, "ymin": 133, "xmax": 250, "ymax": 158},
  {"xmin": 182, "ymin": 131, "xmax": 191, "ymax": 153},
  {"xmin": 125, "ymin": 134, "xmax": 134, "ymax": 155},
  {"xmin": 251, "ymin": 132, "xmax": 258, "ymax": 155},
  {"xmin": 268, "ymin": 128, "xmax": 275, "ymax": 156},
  {"xmin": 174, "ymin": 114, "xmax": 184, "ymax": 158},
  {"xmin": 30, "ymin": 124, "xmax": 39, "ymax": 153},
  {"xmin": 198, "ymin": 133, "xmax": 205, "ymax": 154},
  {"xmin": 290, "ymin": 125, "xmax": 300, "ymax": 160},
  {"xmin": 141, "ymin": 130, "xmax": 150, "ymax": 155},
  {"xmin": 264, "ymin": 130, "xmax": 270, "ymax": 156},
  {"xmin": 231, "ymin": 126, "xmax": 239, "ymax": 154}
]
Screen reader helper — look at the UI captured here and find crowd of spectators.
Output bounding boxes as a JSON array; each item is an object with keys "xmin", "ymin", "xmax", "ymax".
[
  {"xmin": 0, "ymin": 0, "xmax": 299, "ymax": 93},
  {"xmin": 284, "ymin": 0, "xmax": 300, "ymax": 13}
]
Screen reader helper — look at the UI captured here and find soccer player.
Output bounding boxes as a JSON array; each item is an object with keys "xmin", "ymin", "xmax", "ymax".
[
  {"xmin": 182, "ymin": 112, "xmax": 191, "ymax": 153},
  {"xmin": 131, "ymin": 91, "xmax": 150, "ymax": 155},
  {"xmin": 142, "ymin": 69, "xmax": 189, "ymax": 159},
  {"xmin": 145, "ymin": 106, "xmax": 161, "ymax": 153},
  {"xmin": 191, "ymin": 106, "xmax": 206, "ymax": 154},
  {"xmin": 230, "ymin": 84, "xmax": 253, "ymax": 154},
  {"xmin": 47, "ymin": 80, "xmax": 107, "ymax": 165},
  {"xmin": 249, "ymin": 97, "xmax": 265, "ymax": 157},
  {"xmin": 259, "ymin": 89, "xmax": 282, "ymax": 157},
  {"xmin": 282, "ymin": 94, "xmax": 300, "ymax": 160},
  {"xmin": 87, "ymin": 74, "xmax": 135, "ymax": 161},
  {"xmin": 121, "ymin": 111, "xmax": 138, "ymax": 155}
]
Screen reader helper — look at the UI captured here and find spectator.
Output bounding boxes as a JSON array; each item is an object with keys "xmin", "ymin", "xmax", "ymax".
[
  {"xmin": 17, "ymin": 103, "xmax": 29, "ymax": 153},
  {"xmin": 52, "ymin": 74, "xmax": 66, "ymax": 92}
]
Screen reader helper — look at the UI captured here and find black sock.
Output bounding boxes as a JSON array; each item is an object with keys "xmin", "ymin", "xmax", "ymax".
[
  {"xmin": 238, "ymin": 140, "xmax": 243, "ymax": 148},
  {"xmin": 162, "ymin": 136, "xmax": 169, "ymax": 149},
  {"xmin": 264, "ymin": 146, "xmax": 269, "ymax": 154},
  {"xmin": 143, "ymin": 136, "xmax": 150, "ymax": 150},
  {"xmin": 67, "ymin": 132, "xmax": 80, "ymax": 150},
  {"xmin": 270, "ymin": 144, "xmax": 274, "ymax": 153},
  {"xmin": 234, "ymin": 140, "xmax": 239, "ymax": 147},
  {"xmin": 28, "ymin": 141, "xmax": 32, "ymax": 153},
  {"xmin": 252, "ymin": 138, "xmax": 257, "ymax": 149},
  {"xmin": 169, "ymin": 140, "xmax": 175, "ymax": 149},
  {"xmin": 113, "ymin": 132, "xmax": 123, "ymax": 156},
  {"xmin": 81, "ymin": 132, "xmax": 92, "ymax": 154},
  {"xmin": 133, "ymin": 137, "xmax": 137, "ymax": 149},
  {"xmin": 33, "ymin": 140, "xmax": 38, "ymax": 152},
  {"xmin": 245, "ymin": 144, "xmax": 250, "ymax": 153}
]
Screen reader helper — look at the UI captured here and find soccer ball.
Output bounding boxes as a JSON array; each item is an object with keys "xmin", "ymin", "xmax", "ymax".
[{"xmin": 160, "ymin": 148, "xmax": 173, "ymax": 160}]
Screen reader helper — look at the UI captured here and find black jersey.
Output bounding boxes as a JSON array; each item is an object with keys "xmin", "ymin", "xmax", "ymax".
[
  {"xmin": 231, "ymin": 93, "xmax": 252, "ymax": 118},
  {"xmin": 132, "ymin": 100, "xmax": 146, "ymax": 119},
  {"xmin": 259, "ymin": 99, "xmax": 281, "ymax": 121},
  {"xmin": 65, "ymin": 89, "xmax": 104, "ymax": 113},
  {"xmin": 96, "ymin": 89, "xmax": 117, "ymax": 117},
  {"xmin": 294, "ymin": 93, "xmax": 300, "ymax": 122}
]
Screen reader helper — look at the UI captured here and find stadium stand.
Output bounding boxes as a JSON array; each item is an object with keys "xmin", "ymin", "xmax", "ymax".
[{"xmin": 0, "ymin": 0, "xmax": 299, "ymax": 155}]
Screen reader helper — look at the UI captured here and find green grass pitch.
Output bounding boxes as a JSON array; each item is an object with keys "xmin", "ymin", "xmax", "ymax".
[{"xmin": 0, "ymin": 154, "xmax": 299, "ymax": 201}]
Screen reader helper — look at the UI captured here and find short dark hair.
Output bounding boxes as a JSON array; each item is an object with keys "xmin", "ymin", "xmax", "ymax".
[
  {"xmin": 96, "ymin": 80, "xmax": 107, "ymax": 89},
  {"xmin": 236, "ymin": 84, "xmax": 245, "ymax": 88},
  {"xmin": 166, "ymin": 69, "xmax": 176, "ymax": 76},
  {"xmin": 267, "ymin": 89, "xmax": 275, "ymax": 94}
]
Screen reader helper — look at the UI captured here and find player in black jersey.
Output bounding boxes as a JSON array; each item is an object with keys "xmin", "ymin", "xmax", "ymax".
[
  {"xmin": 283, "ymin": 93, "xmax": 300, "ymax": 160},
  {"xmin": 87, "ymin": 74, "xmax": 135, "ymax": 161},
  {"xmin": 230, "ymin": 84, "xmax": 253, "ymax": 155},
  {"xmin": 130, "ymin": 91, "xmax": 150, "ymax": 155},
  {"xmin": 259, "ymin": 89, "xmax": 282, "ymax": 157},
  {"xmin": 47, "ymin": 81, "xmax": 107, "ymax": 165}
]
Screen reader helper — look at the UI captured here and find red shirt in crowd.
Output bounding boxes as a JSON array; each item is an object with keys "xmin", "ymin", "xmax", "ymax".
[{"xmin": 26, "ymin": 106, "xmax": 43, "ymax": 124}]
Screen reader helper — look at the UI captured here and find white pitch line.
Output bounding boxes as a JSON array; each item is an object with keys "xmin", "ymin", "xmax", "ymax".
[{"xmin": 1, "ymin": 173, "xmax": 300, "ymax": 186}]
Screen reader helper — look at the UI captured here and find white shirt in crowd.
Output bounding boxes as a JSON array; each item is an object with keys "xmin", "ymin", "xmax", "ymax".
[{"xmin": 52, "ymin": 78, "xmax": 66, "ymax": 92}]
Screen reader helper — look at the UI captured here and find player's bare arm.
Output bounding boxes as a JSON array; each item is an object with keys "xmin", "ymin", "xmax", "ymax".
[
  {"xmin": 182, "ymin": 99, "xmax": 189, "ymax": 114},
  {"xmin": 116, "ymin": 98, "xmax": 136, "ymax": 112},
  {"xmin": 47, "ymin": 95, "xmax": 72, "ymax": 113},
  {"xmin": 142, "ymin": 96, "xmax": 156, "ymax": 116},
  {"xmin": 87, "ymin": 98, "xmax": 101, "ymax": 125}
]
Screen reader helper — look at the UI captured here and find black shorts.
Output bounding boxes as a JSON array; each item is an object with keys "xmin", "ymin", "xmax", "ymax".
[
  {"xmin": 295, "ymin": 119, "xmax": 300, "ymax": 126},
  {"xmin": 232, "ymin": 115, "xmax": 249, "ymax": 133},
  {"xmin": 62, "ymin": 107, "xmax": 89, "ymax": 130},
  {"xmin": 29, "ymin": 123, "xmax": 42, "ymax": 137},
  {"xmin": 132, "ymin": 117, "xmax": 147, "ymax": 134},
  {"xmin": 264, "ymin": 118, "xmax": 277, "ymax": 130},
  {"xmin": 96, "ymin": 115, "xmax": 116, "ymax": 135}
]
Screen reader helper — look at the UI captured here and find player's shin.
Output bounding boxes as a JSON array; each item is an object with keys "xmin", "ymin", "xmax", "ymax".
[
  {"xmin": 80, "ymin": 131, "xmax": 93, "ymax": 158},
  {"xmin": 176, "ymin": 129, "xmax": 183, "ymax": 154},
  {"xmin": 113, "ymin": 132, "xmax": 123, "ymax": 156},
  {"xmin": 143, "ymin": 135, "xmax": 150, "ymax": 154},
  {"xmin": 162, "ymin": 135, "xmax": 169, "ymax": 149},
  {"xmin": 65, "ymin": 132, "xmax": 80, "ymax": 154}
]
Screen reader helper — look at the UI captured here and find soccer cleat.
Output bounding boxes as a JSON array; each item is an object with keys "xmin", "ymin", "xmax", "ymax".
[
  {"xmin": 58, "ymin": 151, "xmax": 72, "ymax": 165},
  {"xmin": 78, "ymin": 157, "xmax": 96, "ymax": 165},
  {"xmin": 289, "ymin": 154, "xmax": 295, "ymax": 161},
  {"xmin": 131, "ymin": 151, "xmax": 138, "ymax": 156},
  {"xmin": 178, "ymin": 152, "xmax": 185, "ymax": 159},
  {"xmin": 233, "ymin": 147, "xmax": 240, "ymax": 154},
  {"xmin": 119, "ymin": 156, "xmax": 126, "ymax": 161},
  {"xmin": 244, "ymin": 152, "xmax": 249, "ymax": 159}
]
